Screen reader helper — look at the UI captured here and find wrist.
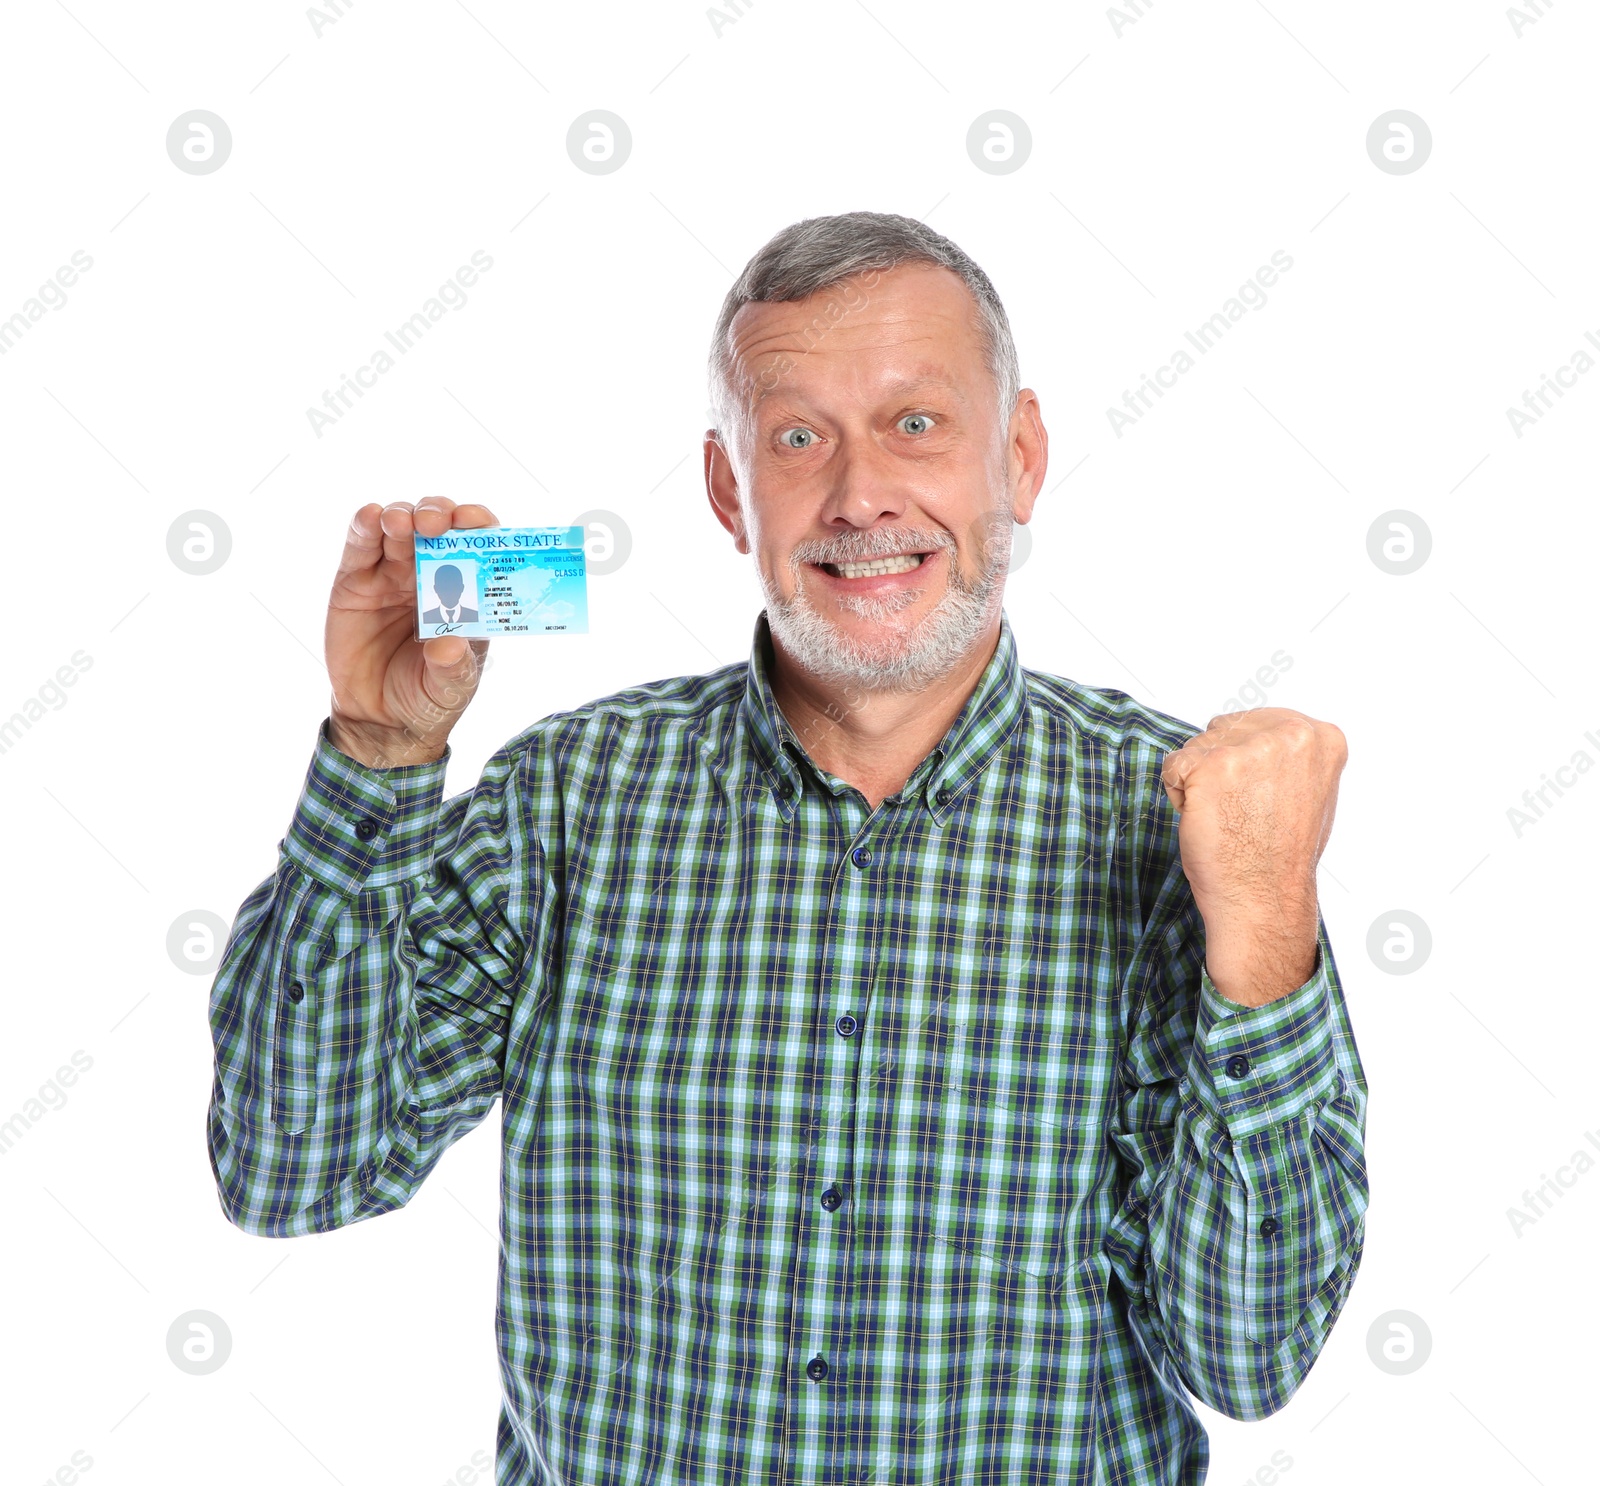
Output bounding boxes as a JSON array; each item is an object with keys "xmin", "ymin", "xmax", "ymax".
[
  {"xmin": 1204, "ymin": 926, "xmax": 1318, "ymax": 1006},
  {"xmin": 1200, "ymin": 895, "xmax": 1319, "ymax": 1007},
  {"xmin": 328, "ymin": 714, "xmax": 446, "ymax": 770}
]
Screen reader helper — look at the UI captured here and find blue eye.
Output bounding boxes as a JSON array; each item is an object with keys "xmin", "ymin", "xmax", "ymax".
[
  {"xmin": 898, "ymin": 413, "xmax": 934, "ymax": 435},
  {"xmin": 780, "ymin": 427, "xmax": 816, "ymax": 449}
]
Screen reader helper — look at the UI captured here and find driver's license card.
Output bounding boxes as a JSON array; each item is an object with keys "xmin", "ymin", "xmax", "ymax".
[{"xmin": 414, "ymin": 526, "xmax": 588, "ymax": 639}]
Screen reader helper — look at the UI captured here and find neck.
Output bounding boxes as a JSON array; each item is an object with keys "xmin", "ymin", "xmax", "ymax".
[{"xmin": 767, "ymin": 613, "xmax": 1000, "ymax": 810}]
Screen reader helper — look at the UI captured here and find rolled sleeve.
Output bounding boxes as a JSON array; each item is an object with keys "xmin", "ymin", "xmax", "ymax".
[{"xmin": 284, "ymin": 718, "xmax": 452, "ymax": 896}]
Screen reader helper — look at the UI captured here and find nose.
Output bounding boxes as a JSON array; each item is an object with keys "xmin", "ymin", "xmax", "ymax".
[{"xmin": 817, "ymin": 435, "xmax": 910, "ymax": 537}]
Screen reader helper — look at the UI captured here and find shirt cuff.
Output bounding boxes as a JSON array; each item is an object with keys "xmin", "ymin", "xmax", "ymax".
[
  {"xmin": 1183, "ymin": 943, "xmax": 1341, "ymax": 1140},
  {"xmin": 282, "ymin": 717, "xmax": 452, "ymax": 896}
]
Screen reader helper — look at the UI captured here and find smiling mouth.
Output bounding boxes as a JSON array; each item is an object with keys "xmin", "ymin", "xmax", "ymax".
[{"xmin": 815, "ymin": 552, "xmax": 931, "ymax": 579}]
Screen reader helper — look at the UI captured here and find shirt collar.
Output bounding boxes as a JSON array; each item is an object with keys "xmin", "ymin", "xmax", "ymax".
[{"xmin": 739, "ymin": 607, "xmax": 1028, "ymax": 819}]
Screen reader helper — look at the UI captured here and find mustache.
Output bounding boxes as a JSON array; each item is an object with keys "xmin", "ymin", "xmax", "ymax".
[{"xmin": 790, "ymin": 529, "xmax": 956, "ymax": 566}]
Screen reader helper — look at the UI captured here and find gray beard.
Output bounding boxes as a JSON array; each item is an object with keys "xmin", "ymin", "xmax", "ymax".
[{"xmin": 759, "ymin": 514, "xmax": 1013, "ymax": 694}]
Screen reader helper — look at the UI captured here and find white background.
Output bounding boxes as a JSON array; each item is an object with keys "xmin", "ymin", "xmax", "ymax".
[{"xmin": 1, "ymin": 1, "xmax": 1595, "ymax": 1482}]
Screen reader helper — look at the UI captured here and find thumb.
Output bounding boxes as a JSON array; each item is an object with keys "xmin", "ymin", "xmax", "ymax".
[
  {"xmin": 420, "ymin": 635, "xmax": 481, "ymax": 713},
  {"xmin": 1160, "ymin": 748, "xmax": 1190, "ymax": 812}
]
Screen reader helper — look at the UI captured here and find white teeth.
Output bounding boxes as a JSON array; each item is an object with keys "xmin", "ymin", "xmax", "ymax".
[{"xmin": 829, "ymin": 552, "xmax": 926, "ymax": 579}]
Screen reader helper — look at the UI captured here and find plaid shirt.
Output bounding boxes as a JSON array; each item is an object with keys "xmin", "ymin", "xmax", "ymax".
[{"xmin": 207, "ymin": 608, "xmax": 1368, "ymax": 1485}]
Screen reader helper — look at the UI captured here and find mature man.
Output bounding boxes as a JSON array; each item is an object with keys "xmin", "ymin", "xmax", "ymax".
[{"xmin": 207, "ymin": 211, "xmax": 1367, "ymax": 1484}]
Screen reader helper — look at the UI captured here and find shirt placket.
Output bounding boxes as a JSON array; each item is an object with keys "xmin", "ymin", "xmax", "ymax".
[{"xmin": 785, "ymin": 789, "xmax": 881, "ymax": 1486}]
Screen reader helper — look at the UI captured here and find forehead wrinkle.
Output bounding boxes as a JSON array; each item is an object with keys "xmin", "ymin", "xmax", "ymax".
[
  {"xmin": 731, "ymin": 301, "xmax": 954, "ymax": 356},
  {"xmin": 726, "ymin": 303, "xmax": 992, "ymax": 434},
  {"xmin": 722, "ymin": 261, "xmax": 992, "ymax": 416},
  {"xmin": 747, "ymin": 356, "xmax": 971, "ymax": 409},
  {"xmin": 729, "ymin": 293, "xmax": 967, "ymax": 368}
]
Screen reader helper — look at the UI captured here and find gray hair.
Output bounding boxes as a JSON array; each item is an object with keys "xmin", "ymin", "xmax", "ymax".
[{"xmin": 707, "ymin": 210, "xmax": 1021, "ymax": 461}]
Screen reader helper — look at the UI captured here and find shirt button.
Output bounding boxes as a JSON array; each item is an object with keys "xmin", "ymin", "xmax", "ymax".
[
  {"xmin": 850, "ymin": 845, "xmax": 872, "ymax": 868},
  {"xmin": 354, "ymin": 817, "xmax": 379, "ymax": 841},
  {"xmin": 805, "ymin": 1355, "xmax": 829, "ymax": 1382},
  {"xmin": 835, "ymin": 1013, "xmax": 858, "ymax": 1037},
  {"xmin": 287, "ymin": 982, "xmax": 305, "ymax": 1003},
  {"xmin": 1225, "ymin": 1054, "xmax": 1251, "ymax": 1079},
  {"xmin": 820, "ymin": 1185, "xmax": 843, "ymax": 1211},
  {"xmin": 935, "ymin": 788, "xmax": 951, "ymax": 806},
  {"xmin": 1259, "ymin": 1216, "xmax": 1280, "ymax": 1238}
]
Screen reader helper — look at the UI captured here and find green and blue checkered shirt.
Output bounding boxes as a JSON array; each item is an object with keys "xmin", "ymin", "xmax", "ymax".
[{"xmin": 207, "ymin": 608, "xmax": 1368, "ymax": 1484}]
